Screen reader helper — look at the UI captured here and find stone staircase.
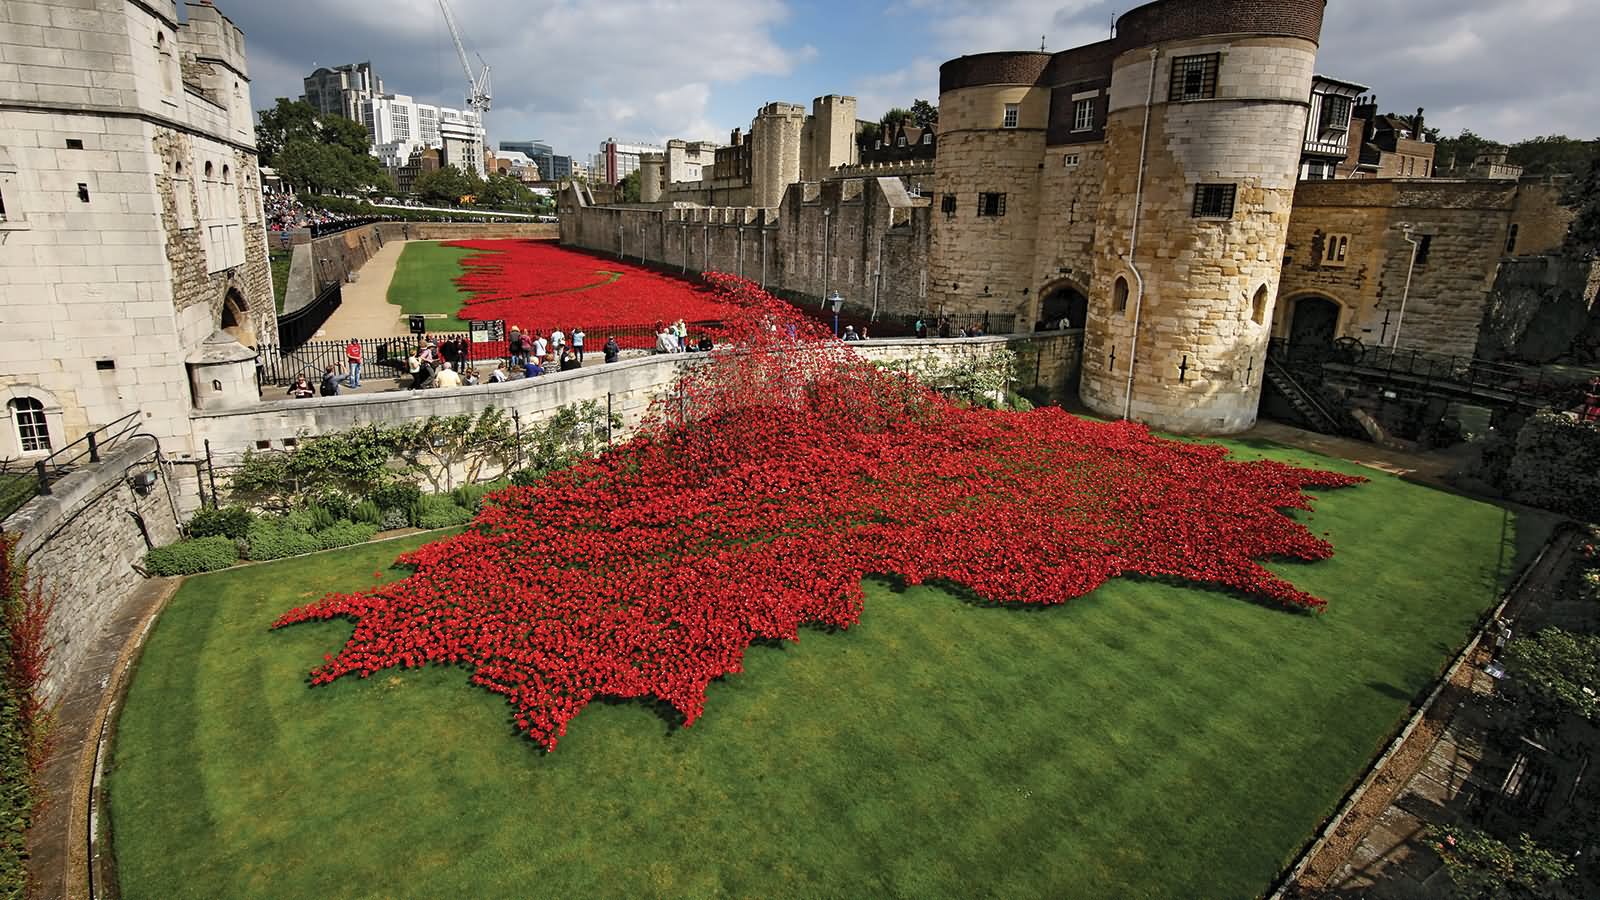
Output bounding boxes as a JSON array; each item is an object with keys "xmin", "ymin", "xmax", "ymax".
[{"xmin": 1264, "ymin": 358, "xmax": 1364, "ymax": 438}]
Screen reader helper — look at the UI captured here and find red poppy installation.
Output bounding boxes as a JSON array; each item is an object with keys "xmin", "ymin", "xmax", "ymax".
[
  {"xmin": 447, "ymin": 239, "xmax": 743, "ymax": 331},
  {"xmin": 275, "ymin": 273, "xmax": 1365, "ymax": 750}
]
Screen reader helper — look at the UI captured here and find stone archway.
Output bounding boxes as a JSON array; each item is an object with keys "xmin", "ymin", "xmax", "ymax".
[
  {"xmin": 1286, "ymin": 295, "xmax": 1342, "ymax": 350},
  {"xmin": 1036, "ymin": 278, "xmax": 1090, "ymax": 331},
  {"xmin": 220, "ymin": 288, "xmax": 257, "ymax": 348}
]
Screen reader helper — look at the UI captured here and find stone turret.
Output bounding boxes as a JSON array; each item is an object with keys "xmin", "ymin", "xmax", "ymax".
[{"xmin": 186, "ymin": 331, "xmax": 260, "ymax": 410}]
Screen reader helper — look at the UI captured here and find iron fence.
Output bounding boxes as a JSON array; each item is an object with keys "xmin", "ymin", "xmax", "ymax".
[
  {"xmin": 0, "ymin": 411, "xmax": 144, "ymax": 521},
  {"xmin": 1268, "ymin": 339, "xmax": 1587, "ymax": 409},
  {"xmin": 275, "ymin": 281, "xmax": 342, "ymax": 352}
]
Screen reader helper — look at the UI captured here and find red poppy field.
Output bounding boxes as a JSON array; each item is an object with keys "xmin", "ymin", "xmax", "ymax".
[
  {"xmin": 276, "ymin": 274, "xmax": 1365, "ymax": 750},
  {"xmin": 445, "ymin": 239, "xmax": 742, "ymax": 335}
]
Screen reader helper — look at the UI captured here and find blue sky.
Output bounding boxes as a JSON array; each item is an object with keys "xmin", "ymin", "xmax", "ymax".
[{"xmin": 225, "ymin": 0, "xmax": 1600, "ymax": 164}]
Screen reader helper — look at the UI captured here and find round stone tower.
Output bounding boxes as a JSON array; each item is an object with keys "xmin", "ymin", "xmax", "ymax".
[
  {"xmin": 639, "ymin": 152, "xmax": 665, "ymax": 203},
  {"xmin": 928, "ymin": 52, "xmax": 1052, "ymax": 322},
  {"xmin": 1079, "ymin": 0, "xmax": 1325, "ymax": 434}
]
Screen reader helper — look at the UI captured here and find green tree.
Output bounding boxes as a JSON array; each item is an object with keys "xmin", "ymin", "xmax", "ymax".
[
  {"xmin": 1565, "ymin": 144, "xmax": 1600, "ymax": 251},
  {"xmin": 255, "ymin": 97, "xmax": 390, "ymax": 194},
  {"xmin": 255, "ymin": 98, "xmax": 319, "ymax": 167},
  {"xmin": 478, "ymin": 173, "xmax": 537, "ymax": 211},
  {"xmin": 1509, "ymin": 135, "xmax": 1599, "ymax": 177},
  {"xmin": 910, "ymin": 98, "xmax": 938, "ymax": 130},
  {"xmin": 413, "ymin": 165, "xmax": 483, "ymax": 207},
  {"xmin": 879, "ymin": 107, "xmax": 912, "ymax": 130},
  {"xmin": 857, "ymin": 120, "xmax": 882, "ymax": 147},
  {"xmin": 618, "ymin": 170, "xmax": 641, "ymax": 203},
  {"xmin": 1432, "ymin": 129, "xmax": 1500, "ymax": 174}
]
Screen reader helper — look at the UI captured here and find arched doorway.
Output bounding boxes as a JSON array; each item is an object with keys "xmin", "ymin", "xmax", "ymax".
[
  {"xmin": 1287, "ymin": 295, "xmax": 1341, "ymax": 350},
  {"xmin": 220, "ymin": 288, "xmax": 256, "ymax": 348},
  {"xmin": 1037, "ymin": 283, "xmax": 1088, "ymax": 331}
]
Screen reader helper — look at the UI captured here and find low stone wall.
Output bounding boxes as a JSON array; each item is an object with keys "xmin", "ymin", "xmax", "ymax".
[
  {"xmin": 1, "ymin": 437, "xmax": 181, "ymax": 702},
  {"xmin": 299, "ymin": 222, "xmax": 561, "ymax": 297},
  {"xmin": 194, "ymin": 333, "xmax": 1085, "ymax": 462}
]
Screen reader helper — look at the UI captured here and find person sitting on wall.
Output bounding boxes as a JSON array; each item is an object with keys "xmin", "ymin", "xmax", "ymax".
[
  {"xmin": 463, "ymin": 367, "xmax": 480, "ymax": 386},
  {"xmin": 559, "ymin": 346, "xmax": 581, "ymax": 372},
  {"xmin": 319, "ymin": 365, "xmax": 341, "ymax": 397},
  {"xmin": 698, "ymin": 336, "xmax": 713, "ymax": 352},
  {"xmin": 841, "ymin": 325, "xmax": 861, "ymax": 342},
  {"xmin": 915, "ymin": 319, "xmax": 927, "ymax": 339},
  {"xmin": 434, "ymin": 361, "xmax": 462, "ymax": 388},
  {"xmin": 288, "ymin": 374, "xmax": 315, "ymax": 399},
  {"xmin": 523, "ymin": 356, "xmax": 545, "ymax": 379},
  {"xmin": 655, "ymin": 327, "xmax": 678, "ymax": 354},
  {"xmin": 603, "ymin": 336, "xmax": 621, "ymax": 364},
  {"xmin": 488, "ymin": 363, "xmax": 508, "ymax": 383}
]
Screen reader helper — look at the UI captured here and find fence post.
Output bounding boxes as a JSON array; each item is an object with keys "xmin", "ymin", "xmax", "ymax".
[
  {"xmin": 87, "ymin": 431, "xmax": 100, "ymax": 463},
  {"xmin": 606, "ymin": 392, "xmax": 614, "ymax": 446},
  {"xmin": 35, "ymin": 461, "xmax": 50, "ymax": 496},
  {"xmin": 204, "ymin": 439, "xmax": 219, "ymax": 509}
]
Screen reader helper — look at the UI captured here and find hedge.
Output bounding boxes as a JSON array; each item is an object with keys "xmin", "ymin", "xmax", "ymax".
[
  {"xmin": 1506, "ymin": 413, "xmax": 1600, "ymax": 520},
  {"xmin": 143, "ymin": 536, "xmax": 240, "ymax": 576}
]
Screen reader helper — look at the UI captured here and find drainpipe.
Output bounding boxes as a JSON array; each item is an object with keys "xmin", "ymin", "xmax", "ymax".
[
  {"xmin": 1393, "ymin": 224, "xmax": 1419, "ymax": 353},
  {"xmin": 1123, "ymin": 47, "xmax": 1159, "ymax": 421}
]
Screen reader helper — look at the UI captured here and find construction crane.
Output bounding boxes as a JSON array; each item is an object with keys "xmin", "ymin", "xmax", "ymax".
[{"xmin": 438, "ymin": 0, "xmax": 491, "ymax": 119}]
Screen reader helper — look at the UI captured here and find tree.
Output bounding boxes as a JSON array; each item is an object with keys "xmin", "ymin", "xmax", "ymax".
[
  {"xmin": 618, "ymin": 170, "xmax": 641, "ymax": 203},
  {"xmin": 910, "ymin": 99, "xmax": 938, "ymax": 130},
  {"xmin": 254, "ymin": 97, "xmax": 390, "ymax": 195},
  {"xmin": 413, "ymin": 165, "xmax": 483, "ymax": 207},
  {"xmin": 1426, "ymin": 827, "xmax": 1574, "ymax": 900},
  {"xmin": 1564, "ymin": 144, "xmax": 1600, "ymax": 251},
  {"xmin": 479, "ymin": 173, "xmax": 537, "ymax": 211},
  {"xmin": 1432, "ymin": 129, "xmax": 1500, "ymax": 174},
  {"xmin": 857, "ymin": 120, "xmax": 882, "ymax": 147},
  {"xmin": 255, "ymin": 98, "xmax": 319, "ymax": 167},
  {"xmin": 1509, "ymin": 135, "xmax": 1599, "ymax": 177},
  {"xmin": 880, "ymin": 107, "xmax": 912, "ymax": 130}
]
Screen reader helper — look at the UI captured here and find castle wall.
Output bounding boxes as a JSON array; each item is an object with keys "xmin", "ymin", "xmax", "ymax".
[
  {"xmin": 1281, "ymin": 179, "xmax": 1521, "ymax": 357},
  {"xmin": 751, "ymin": 103, "xmax": 805, "ymax": 210},
  {"xmin": 1028, "ymin": 144, "xmax": 1106, "ymax": 320},
  {"xmin": 1508, "ymin": 178, "xmax": 1575, "ymax": 257},
  {"xmin": 1080, "ymin": 35, "xmax": 1317, "ymax": 434}
]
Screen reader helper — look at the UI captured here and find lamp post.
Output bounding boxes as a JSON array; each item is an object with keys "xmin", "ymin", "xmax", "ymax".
[
  {"xmin": 1393, "ymin": 223, "xmax": 1420, "ymax": 353},
  {"xmin": 830, "ymin": 291, "xmax": 844, "ymax": 337}
]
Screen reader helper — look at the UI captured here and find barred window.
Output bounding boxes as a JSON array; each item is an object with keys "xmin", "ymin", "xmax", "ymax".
[
  {"xmin": 1319, "ymin": 95, "xmax": 1351, "ymax": 134},
  {"xmin": 1505, "ymin": 224, "xmax": 1519, "ymax": 254},
  {"xmin": 1002, "ymin": 103, "xmax": 1019, "ymax": 129},
  {"xmin": 1170, "ymin": 54, "xmax": 1219, "ymax": 102},
  {"xmin": 1073, "ymin": 98, "xmax": 1095, "ymax": 132},
  {"xmin": 940, "ymin": 194, "xmax": 957, "ymax": 216},
  {"xmin": 977, "ymin": 192, "xmax": 1006, "ymax": 217},
  {"xmin": 1192, "ymin": 183, "xmax": 1235, "ymax": 219}
]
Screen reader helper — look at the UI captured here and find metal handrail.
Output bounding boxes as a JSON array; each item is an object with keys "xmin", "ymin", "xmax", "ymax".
[{"xmin": 0, "ymin": 411, "xmax": 143, "ymax": 520}]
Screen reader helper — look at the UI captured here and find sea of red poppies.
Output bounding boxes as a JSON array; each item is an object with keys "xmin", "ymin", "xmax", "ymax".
[
  {"xmin": 276, "ymin": 273, "xmax": 1365, "ymax": 750},
  {"xmin": 446, "ymin": 240, "xmax": 742, "ymax": 335}
]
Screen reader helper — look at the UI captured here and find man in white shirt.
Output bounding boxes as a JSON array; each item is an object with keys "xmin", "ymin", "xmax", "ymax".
[
  {"xmin": 655, "ymin": 328, "xmax": 678, "ymax": 354},
  {"xmin": 533, "ymin": 333, "xmax": 550, "ymax": 360},
  {"xmin": 551, "ymin": 328, "xmax": 566, "ymax": 353},
  {"xmin": 434, "ymin": 362, "xmax": 462, "ymax": 388}
]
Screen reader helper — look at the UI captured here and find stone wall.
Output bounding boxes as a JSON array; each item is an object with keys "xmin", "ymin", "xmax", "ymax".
[
  {"xmin": 294, "ymin": 222, "xmax": 560, "ymax": 297},
  {"xmin": 2, "ymin": 437, "xmax": 181, "ymax": 702},
  {"xmin": 1478, "ymin": 255, "xmax": 1600, "ymax": 364},
  {"xmin": 191, "ymin": 333, "xmax": 1083, "ymax": 461}
]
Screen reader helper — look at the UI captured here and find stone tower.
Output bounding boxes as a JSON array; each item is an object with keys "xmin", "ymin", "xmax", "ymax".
[
  {"xmin": 802, "ymin": 94, "xmax": 859, "ymax": 180},
  {"xmin": 749, "ymin": 102, "xmax": 806, "ymax": 209},
  {"xmin": 1079, "ymin": 0, "xmax": 1324, "ymax": 434},
  {"xmin": 638, "ymin": 152, "xmax": 664, "ymax": 203},
  {"xmin": 928, "ymin": 52, "xmax": 1053, "ymax": 322}
]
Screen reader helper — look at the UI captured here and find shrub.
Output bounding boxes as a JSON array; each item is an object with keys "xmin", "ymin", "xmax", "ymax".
[
  {"xmin": 244, "ymin": 520, "xmax": 320, "ymax": 561},
  {"xmin": 379, "ymin": 507, "xmax": 411, "ymax": 531},
  {"xmin": 450, "ymin": 480, "xmax": 509, "ymax": 512},
  {"xmin": 1506, "ymin": 413, "xmax": 1600, "ymax": 519},
  {"xmin": 372, "ymin": 482, "xmax": 422, "ymax": 513},
  {"xmin": 306, "ymin": 504, "xmax": 338, "ymax": 532},
  {"xmin": 185, "ymin": 505, "xmax": 255, "ymax": 541},
  {"xmin": 312, "ymin": 521, "xmax": 379, "ymax": 551},
  {"xmin": 413, "ymin": 495, "xmax": 475, "ymax": 530},
  {"xmin": 352, "ymin": 499, "xmax": 381, "ymax": 525},
  {"xmin": 143, "ymin": 536, "xmax": 240, "ymax": 576},
  {"xmin": 304, "ymin": 489, "xmax": 355, "ymax": 522}
]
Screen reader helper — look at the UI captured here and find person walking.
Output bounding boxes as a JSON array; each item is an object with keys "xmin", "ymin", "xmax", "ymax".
[
  {"xmin": 572, "ymin": 327, "xmax": 586, "ymax": 362},
  {"xmin": 342, "ymin": 339, "xmax": 362, "ymax": 388},
  {"xmin": 551, "ymin": 327, "xmax": 566, "ymax": 355},
  {"xmin": 603, "ymin": 336, "xmax": 620, "ymax": 364},
  {"xmin": 915, "ymin": 318, "xmax": 927, "ymax": 339},
  {"xmin": 673, "ymin": 319, "xmax": 687, "ymax": 346}
]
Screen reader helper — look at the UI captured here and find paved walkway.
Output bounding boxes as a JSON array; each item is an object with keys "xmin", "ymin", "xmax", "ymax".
[
  {"xmin": 317, "ymin": 238, "xmax": 418, "ymax": 340},
  {"xmin": 1240, "ymin": 420, "xmax": 1464, "ymax": 485}
]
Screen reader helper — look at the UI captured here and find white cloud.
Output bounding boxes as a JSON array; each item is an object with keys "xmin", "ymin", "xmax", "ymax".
[{"xmin": 232, "ymin": 0, "xmax": 806, "ymax": 159}]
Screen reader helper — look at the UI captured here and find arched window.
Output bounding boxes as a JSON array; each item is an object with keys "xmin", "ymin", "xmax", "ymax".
[
  {"xmin": 1113, "ymin": 276, "xmax": 1129, "ymax": 315},
  {"xmin": 174, "ymin": 160, "xmax": 183, "ymax": 176},
  {"xmin": 10, "ymin": 398, "xmax": 50, "ymax": 453},
  {"xmin": 222, "ymin": 164, "xmax": 231, "ymax": 182},
  {"xmin": 204, "ymin": 160, "xmax": 214, "ymax": 179},
  {"xmin": 156, "ymin": 32, "xmax": 173, "ymax": 94},
  {"xmin": 1252, "ymin": 285, "xmax": 1270, "ymax": 326}
]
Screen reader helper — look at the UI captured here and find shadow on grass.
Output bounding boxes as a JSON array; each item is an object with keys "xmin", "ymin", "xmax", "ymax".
[{"xmin": 864, "ymin": 572, "xmax": 1323, "ymax": 618}]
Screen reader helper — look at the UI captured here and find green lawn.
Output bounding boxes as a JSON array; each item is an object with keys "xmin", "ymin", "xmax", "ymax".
[
  {"xmin": 268, "ymin": 248, "xmax": 292, "ymax": 315},
  {"xmin": 386, "ymin": 241, "xmax": 476, "ymax": 316},
  {"xmin": 106, "ymin": 442, "xmax": 1555, "ymax": 899}
]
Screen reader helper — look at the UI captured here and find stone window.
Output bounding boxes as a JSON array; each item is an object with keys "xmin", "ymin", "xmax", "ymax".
[
  {"xmin": 1414, "ymin": 234, "xmax": 1432, "ymax": 265},
  {"xmin": 65, "ymin": 138, "xmax": 83, "ymax": 150},
  {"xmin": 1192, "ymin": 183, "xmax": 1235, "ymax": 219},
  {"xmin": 1063, "ymin": 153, "xmax": 1080, "ymax": 168},
  {"xmin": 1505, "ymin": 224, "xmax": 1519, "ymax": 254},
  {"xmin": 1072, "ymin": 98, "xmax": 1095, "ymax": 132},
  {"xmin": 0, "ymin": 187, "xmax": 7, "ymax": 223},
  {"xmin": 1322, "ymin": 233, "xmax": 1350, "ymax": 266},
  {"xmin": 940, "ymin": 194, "xmax": 957, "ymax": 217},
  {"xmin": 1113, "ymin": 276, "xmax": 1129, "ymax": 314},
  {"xmin": 977, "ymin": 193, "xmax": 1006, "ymax": 217},
  {"xmin": 1002, "ymin": 104, "xmax": 1019, "ymax": 129},
  {"xmin": 77, "ymin": 183, "xmax": 90, "ymax": 203},
  {"xmin": 1252, "ymin": 285, "xmax": 1270, "ymax": 326},
  {"xmin": 10, "ymin": 398, "xmax": 50, "ymax": 454},
  {"xmin": 1170, "ymin": 54, "xmax": 1219, "ymax": 102},
  {"xmin": 156, "ymin": 31, "xmax": 174, "ymax": 95}
]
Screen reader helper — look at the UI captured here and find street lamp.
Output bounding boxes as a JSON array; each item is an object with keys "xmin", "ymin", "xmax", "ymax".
[{"xmin": 829, "ymin": 291, "xmax": 844, "ymax": 337}]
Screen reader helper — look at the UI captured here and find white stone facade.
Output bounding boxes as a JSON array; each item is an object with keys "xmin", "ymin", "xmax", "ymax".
[{"xmin": 0, "ymin": 0, "xmax": 273, "ymax": 460}]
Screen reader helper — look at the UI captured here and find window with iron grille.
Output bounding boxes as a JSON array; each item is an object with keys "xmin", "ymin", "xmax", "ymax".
[
  {"xmin": 1073, "ymin": 98, "xmax": 1095, "ymax": 132},
  {"xmin": 1414, "ymin": 234, "xmax": 1432, "ymax": 265},
  {"xmin": 1169, "ymin": 54, "xmax": 1219, "ymax": 102},
  {"xmin": 1002, "ymin": 104, "xmax": 1019, "ymax": 129},
  {"xmin": 10, "ymin": 398, "xmax": 49, "ymax": 453},
  {"xmin": 1505, "ymin": 224, "xmax": 1519, "ymax": 254},
  {"xmin": 941, "ymin": 194, "xmax": 957, "ymax": 216},
  {"xmin": 1192, "ymin": 183, "xmax": 1235, "ymax": 219},
  {"xmin": 977, "ymin": 192, "xmax": 1006, "ymax": 217}
]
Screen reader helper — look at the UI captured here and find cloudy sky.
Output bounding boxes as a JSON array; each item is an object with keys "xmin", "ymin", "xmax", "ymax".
[{"xmin": 221, "ymin": 0, "xmax": 1599, "ymax": 162}]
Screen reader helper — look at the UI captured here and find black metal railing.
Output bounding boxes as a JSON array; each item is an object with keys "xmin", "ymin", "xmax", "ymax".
[
  {"xmin": 307, "ymin": 217, "xmax": 384, "ymax": 239},
  {"xmin": 275, "ymin": 281, "xmax": 342, "ymax": 353},
  {"xmin": 0, "ymin": 411, "xmax": 144, "ymax": 521},
  {"xmin": 1268, "ymin": 340, "xmax": 1588, "ymax": 409}
]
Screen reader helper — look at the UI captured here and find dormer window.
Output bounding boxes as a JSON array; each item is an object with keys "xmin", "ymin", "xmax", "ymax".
[
  {"xmin": 922, "ymin": 133, "xmax": 932, "ymax": 145},
  {"xmin": 897, "ymin": 135, "xmax": 907, "ymax": 148}
]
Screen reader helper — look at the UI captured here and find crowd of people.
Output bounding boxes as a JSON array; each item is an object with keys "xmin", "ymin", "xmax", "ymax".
[
  {"xmin": 652, "ymin": 319, "xmax": 713, "ymax": 354},
  {"xmin": 265, "ymin": 193, "xmax": 361, "ymax": 233}
]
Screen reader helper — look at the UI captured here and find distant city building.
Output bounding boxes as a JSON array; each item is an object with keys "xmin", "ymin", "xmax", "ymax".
[
  {"xmin": 598, "ymin": 139, "xmax": 663, "ymax": 185},
  {"xmin": 365, "ymin": 93, "xmax": 485, "ymax": 178},
  {"xmin": 302, "ymin": 62, "xmax": 381, "ymax": 123},
  {"xmin": 488, "ymin": 151, "xmax": 541, "ymax": 182},
  {"xmin": 499, "ymin": 140, "xmax": 572, "ymax": 181}
]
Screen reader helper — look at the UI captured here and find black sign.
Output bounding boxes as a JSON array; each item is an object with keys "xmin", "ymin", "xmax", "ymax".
[
  {"xmin": 470, "ymin": 319, "xmax": 506, "ymax": 343},
  {"xmin": 408, "ymin": 315, "xmax": 427, "ymax": 335}
]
